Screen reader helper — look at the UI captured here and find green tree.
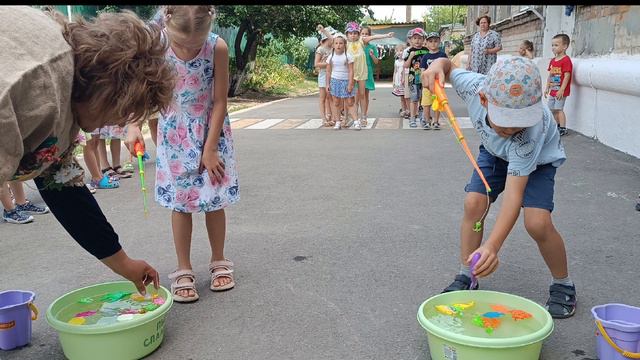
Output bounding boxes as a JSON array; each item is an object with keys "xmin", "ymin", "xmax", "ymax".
[
  {"xmin": 215, "ymin": 5, "xmax": 367, "ymax": 96},
  {"xmin": 423, "ymin": 5, "xmax": 466, "ymax": 33}
]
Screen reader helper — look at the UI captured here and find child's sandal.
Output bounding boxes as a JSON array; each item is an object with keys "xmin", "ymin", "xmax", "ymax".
[
  {"xmin": 208, "ymin": 259, "xmax": 235, "ymax": 292},
  {"xmin": 168, "ymin": 269, "xmax": 200, "ymax": 303},
  {"xmin": 112, "ymin": 165, "xmax": 132, "ymax": 179}
]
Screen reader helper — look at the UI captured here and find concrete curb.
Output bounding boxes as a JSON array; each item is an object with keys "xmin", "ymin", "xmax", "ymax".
[{"xmin": 228, "ymin": 90, "xmax": 320, "ymax": 117}]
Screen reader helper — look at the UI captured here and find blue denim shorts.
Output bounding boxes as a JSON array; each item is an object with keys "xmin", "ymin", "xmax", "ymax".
[
  {"xmin": 410, "ymin": 83, "xmax": 422, "ymax": 103},
  {"xmin": 464, "ymin": 145, "xmax": 557, "ymax": 211}
]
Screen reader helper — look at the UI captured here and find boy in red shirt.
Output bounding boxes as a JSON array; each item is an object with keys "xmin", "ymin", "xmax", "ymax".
[{"xmin": 545, "ymin": 34, "xmax": 573, "ymax": 136}]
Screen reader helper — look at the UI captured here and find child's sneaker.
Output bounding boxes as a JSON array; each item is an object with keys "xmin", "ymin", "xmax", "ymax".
[
  {"xmin": 409, "ymin": 118, "xmax": 417, "ymax": 128},
  {"xmin": 334, "ymin": 121, "xmax": 342, "ymax": 130},
  {"xmin": 422, "ymin": 121, "xmax": 431, "ymax": 130},
  {"xmin": 441, "ymin": 274, "xmax": 479, "ymax": 293},
  {"xmin": 433, "ymin": 122, "xmax": 441, "ymax": 130},
  {"xmin": 353, "ymin": 120, "xmax": 362, "ymax": 130},
  {"xmin": 559, "ymin": 127, "xmax": 568, "ymax": 136},
  {"xmin": 15, "ymin": 201, "xmax": 49, "ymax": 215},
  {"xmin": 545, "ymin": 283, "xmax": 577, "ymax": 319},
  {"xmin": 3, "ymin": 209, "xmax": 34, "ymax": 224}
]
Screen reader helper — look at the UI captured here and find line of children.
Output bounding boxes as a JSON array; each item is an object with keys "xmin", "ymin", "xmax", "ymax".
[
  {"xmin": 419, "ymin": 32, "xmax": 448, "ymax": 130},
  {"xmin": 545, "ymin": 34, "xmax": 572, "ymax": 136}
]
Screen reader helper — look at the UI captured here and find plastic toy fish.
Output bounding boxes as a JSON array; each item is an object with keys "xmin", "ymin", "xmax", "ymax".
[
  {"xmin": 452, "ymin": 301, "xmax": 475, "ymax": 310},
  {"xmin": 490, "ymin": 305, "xmax": 510, "ymax": 313},
  {"xmin": 482, "ymin": 312, "xmax": 506, "ymax": 318},
  {"xmin": 74, "ymin": 310, "xmax": 97, "ymax": 318},
  {"xmin": 131, "ymin": 294, "xmax": 147, "ymax": 302},
  {"xmin": 78, "ymin": 297, "xmax": 94, "ymax": 304},
  {"xmin": 153, "ymin": 297, "xmax": 165, "ymax": 306},
  {"xmin": 68, "ymin": 317, "xmax": 86, "ymax": 325},
  {"xmin": 510, "ymin": 309, "xmax": 533, "ymax": 321},
  {"xmin": 100, "ymin": 291, "xmax": 131, "ymax": 303},
  {"xmin": 435, "ymin": 305, "xmax": 459, "ymax": 316},
  {"xmin": 143, "ymin": 304, "xmax": 159, "ymax": 312}
]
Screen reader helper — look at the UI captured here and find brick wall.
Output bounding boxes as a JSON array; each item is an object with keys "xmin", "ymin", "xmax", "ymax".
[
  {"xmin": 495, "ymin": 13, "xmax": 544, "ymax": 57},
  {"xmin": 574, "ymin": 5, "xmax": 640, "ymax": 56}
]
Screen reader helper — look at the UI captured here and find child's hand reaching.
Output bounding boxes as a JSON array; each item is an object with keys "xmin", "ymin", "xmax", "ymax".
[
  {"xmin": 468, "ymin": 244, "xmax": 499, "ymax": 278},
  {"xmin": 124, "ymin": 124, "xmax": 145, "ymax": 157},
  {"xmin": 101, "ymin": 250, "xmax": 159, "ymax": 296},
  {"xmin": 200, "ymin": 147, "xmax": 225, "ymax": 185}
]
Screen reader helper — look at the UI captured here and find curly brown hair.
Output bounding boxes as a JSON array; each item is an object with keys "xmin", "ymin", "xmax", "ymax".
[{"xmin": 47, "ymin": 9, "xmax": 175, "ymax": 126}]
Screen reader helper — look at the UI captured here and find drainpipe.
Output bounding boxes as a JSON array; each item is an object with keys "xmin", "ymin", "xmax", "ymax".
[{"xmin": 67, "ymin": 5, "xmax": 72, "ymax": 21}]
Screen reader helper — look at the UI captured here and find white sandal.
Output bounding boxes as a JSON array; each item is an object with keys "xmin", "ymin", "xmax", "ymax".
[
  {"xmin": 209, "ymin": 259, "xmax": 236, "ymax": 292},
  {"xmin": 168, "ymin": 269, "xmax": 200, "ymax": 303}
]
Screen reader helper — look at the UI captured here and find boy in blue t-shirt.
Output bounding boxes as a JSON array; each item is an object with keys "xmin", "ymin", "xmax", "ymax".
[
  {"xmin": 421, "ymin": 56, "xmax": 577, "ymax": 319},
  {"xmin": 419, "ymin": 32, "xmax": 448, "ymax": 129}
]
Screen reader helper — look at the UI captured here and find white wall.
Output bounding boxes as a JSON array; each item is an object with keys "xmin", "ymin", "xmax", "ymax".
[
  {"xmin": 542, "ymin": 6, "xmax": 575, "ymax": 58},
  {"xmin": 457, "ymin": 53, "xmax": 640, "ymax": 159},
  {"xmin": 535, "ymin": 55, "xmax": 640, "ymax": 159}
]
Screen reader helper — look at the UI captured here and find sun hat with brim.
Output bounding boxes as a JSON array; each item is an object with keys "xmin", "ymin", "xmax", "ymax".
[
  {"xmin": 333, "ymin": 32, "xmax": 348, "ymax": 42},
  {"xmin": 483, "ymin": 56, "xmax": 544, "ymax": 128},
  {"xmin": 320, "ymin": 26, "xmax": 337, "ymax": 41}
]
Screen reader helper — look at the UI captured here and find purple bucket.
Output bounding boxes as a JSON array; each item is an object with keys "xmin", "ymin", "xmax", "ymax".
[
  {"xmin": 592, "ymin": 303, "xmax": 640, "ymax": 360},
  {"xmin": 0, "ymin": 290, "xmax": 38, "ymax": 351}
]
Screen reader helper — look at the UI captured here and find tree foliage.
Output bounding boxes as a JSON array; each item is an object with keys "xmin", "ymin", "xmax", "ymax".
[
  {"xmin": 215, "ymin": 5, "xmax": 367, "ymax": 96},
  {"xmin": 423, "ymin": 5, "xmax": 466, "ymax": 33}
]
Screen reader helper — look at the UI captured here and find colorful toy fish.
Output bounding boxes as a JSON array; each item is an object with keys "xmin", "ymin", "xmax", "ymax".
[
  {"xmin": 74, "ymin": 310, "xmax": 97, "ymax": 318},
  {"xmin": 78, "ymin": 297, "xmax": 94, "ymax": 304},
  {"xmin": 435, "ymin": 305, "xmax": 459, "ymax": 316},
  {"xmin": 100, "ymin": 291, "xmax": 131, "ymax": 303},
  {"xmin": 482, "ymin": 312, "xmax": 506, "ymax": 318},
  {"xmin": 452, "ymin": 301, "xmax": 475, "ymax": 310},
  {"xmin": 68, "ymin": 317, "xmax": 86, "ymax": 325},
  {"xmin": 490, "ymin": 304, "xmax": 510, "ymax": 313},
  {"xmin": 510, "ymin": 309, "xmax": 533, "ymax": 321}
]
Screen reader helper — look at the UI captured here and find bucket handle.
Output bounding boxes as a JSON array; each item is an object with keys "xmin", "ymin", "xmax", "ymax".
[
  {"xmin": 596, "ymin": 320, "xmax": 640, "ymax": 359},
  {"xmin": 28, "ymin": 303, "xmax": 38, "ymax": 321}
]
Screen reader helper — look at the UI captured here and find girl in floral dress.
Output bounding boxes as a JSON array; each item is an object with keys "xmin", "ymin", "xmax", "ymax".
[{"xmin": 129, "ymin": 6, "xmax": 239, "ymax": 303}]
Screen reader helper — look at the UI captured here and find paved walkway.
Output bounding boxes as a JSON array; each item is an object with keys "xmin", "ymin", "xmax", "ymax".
[{"xmin": 2, "ymin": 82, "xmax": 640, "ymax": 360}]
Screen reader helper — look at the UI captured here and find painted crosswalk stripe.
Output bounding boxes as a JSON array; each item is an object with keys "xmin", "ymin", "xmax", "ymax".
[
  {"xmin": 270, "ymin": 119, "xmax": 307, "ymax": 129},
  {"xmin": 246, "ymin": 118, "xmax": 285, "ymax": 129},
  {"xmin": 231, "ymin": 118, "xmax": 263, "ymax": 129},
  {"xmin": 295, "ymin": 118, "xmax": 323, "ymax": 129},
  {"xmin": 374, "ymin": 118, "xmax": 400, "ymax": 129}
]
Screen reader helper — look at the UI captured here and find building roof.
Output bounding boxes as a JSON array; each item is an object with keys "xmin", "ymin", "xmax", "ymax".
[{"xmin": 368, "ymin": 21, "xmax": 424, "ymax": 27}]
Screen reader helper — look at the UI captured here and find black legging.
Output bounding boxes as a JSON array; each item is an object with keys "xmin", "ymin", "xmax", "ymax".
[{"xmin": 34, "ymin": 178, "xmax": 122, "ymax": 259}]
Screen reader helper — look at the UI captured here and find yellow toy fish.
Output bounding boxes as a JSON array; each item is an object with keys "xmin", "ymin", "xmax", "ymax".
[
  {"xmin": 452, "ymin": 301, "xmax": 475, "ymax": 310},
  {"xmin": 435, "ymin": 305, "xmax": 458, "ymax": 316}
]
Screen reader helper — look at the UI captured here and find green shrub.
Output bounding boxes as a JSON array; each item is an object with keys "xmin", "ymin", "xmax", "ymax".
[{"xmin": 244, "ymin": 54, "xmax": 305, "ymax": 95}]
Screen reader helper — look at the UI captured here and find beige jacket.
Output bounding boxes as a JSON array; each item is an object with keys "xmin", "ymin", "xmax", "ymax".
[{"xmin": 0, "ymin": 6, "xmax": 78, "ymax": 184}]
